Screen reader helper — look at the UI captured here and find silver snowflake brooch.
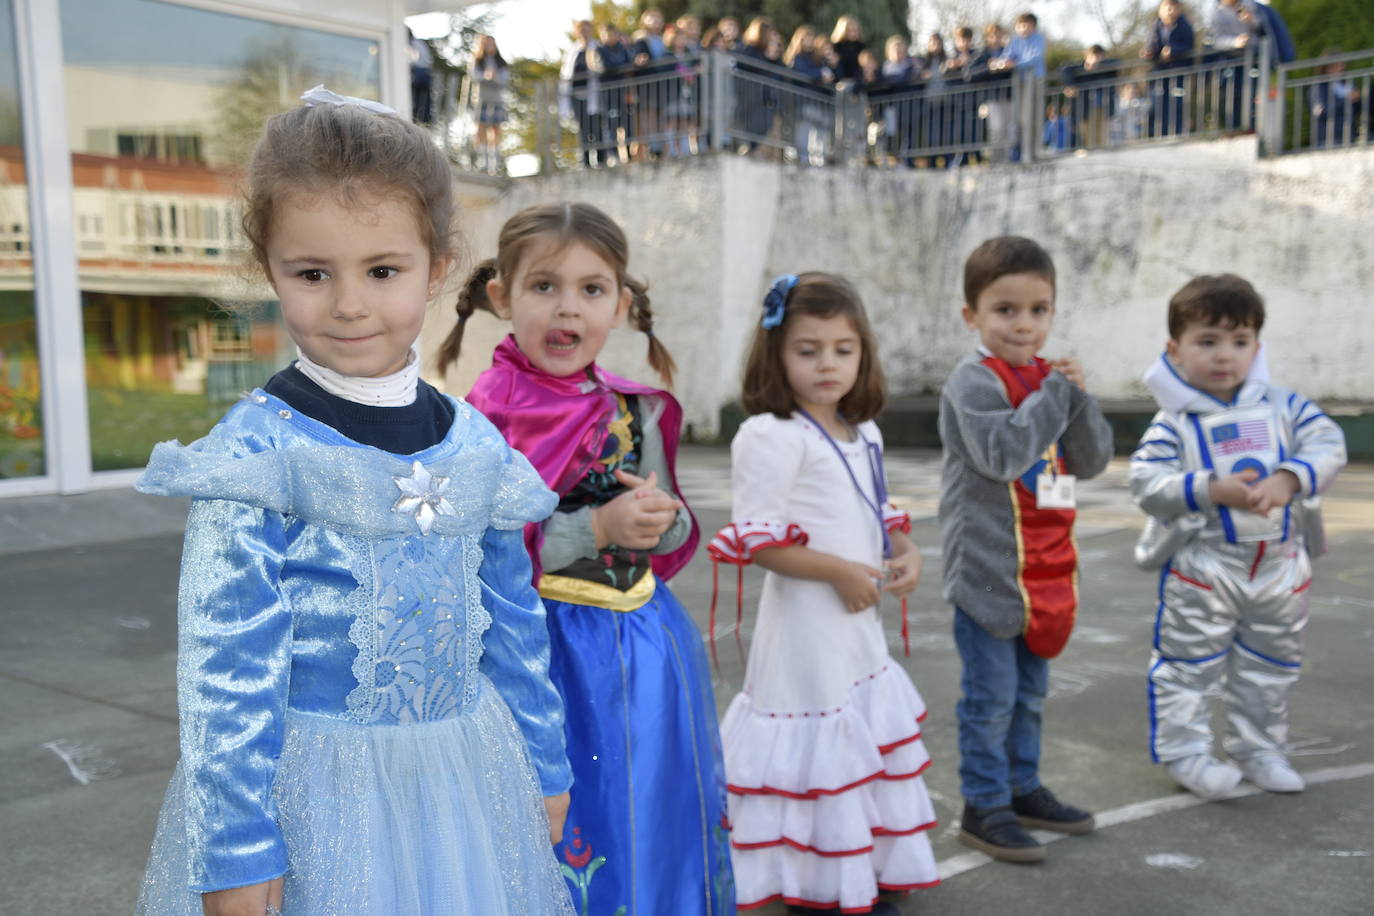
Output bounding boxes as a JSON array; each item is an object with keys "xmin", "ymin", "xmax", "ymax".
[{"xmin": 391, "ymin": 460, "xmax": 455, "ymax": 535}]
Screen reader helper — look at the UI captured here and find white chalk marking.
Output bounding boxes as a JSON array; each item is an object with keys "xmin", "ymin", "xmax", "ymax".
[
  {"xmin": 1288, "ymin": 733, "xmax": 1355, "ymax": 758},
  {"xmin": 40, "ymin": 739, "xmax": 120, "ymax": 785},
  {"xmin": 1145, "ymin": 852, "xmax": 1205, "ymax": 869},
  {"xmin": 116, "ymin": 615, "xmax": 151, "ymax": 630},
  {"xmin": 1325, "ymin": 850, "xmax": 1370, "ymax": 857},
  {"xmin": 1047, "ymin": 660, "xmax": 1138, "ymax": 698},
  {"xmin": 937, "ymin": 762, "xmax": 1374, "ymax": 881},
  {"xmin": 41, "ymin": 740, "xmax": 92, "ymax": 784},
  {"xmin": 1065, "ymin": 627, "xmax": 1128, "ymax": 646}
]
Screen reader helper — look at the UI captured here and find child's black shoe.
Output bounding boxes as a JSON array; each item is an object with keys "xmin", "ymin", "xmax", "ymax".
[
  {"xmin": 1011, "ymin": 785, "xmax": 1096, "ymax": 834},
  {"xmin": 957, "ymin": 803, "xmax": 1047, "ymax": 863}
]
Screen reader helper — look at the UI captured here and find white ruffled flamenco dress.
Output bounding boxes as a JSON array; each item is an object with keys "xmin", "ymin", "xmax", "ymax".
[{"xmin": 713, "ymin": 414, "xmax": 939, "ymax": 913}]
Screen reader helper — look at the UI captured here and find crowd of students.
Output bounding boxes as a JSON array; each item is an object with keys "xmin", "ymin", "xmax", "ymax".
[
  {"xmin": 525, "ymin": 1, "xmax": 1354, "ymax": 169},
  {"xmin": 554, "ymin": 9, "xmax": 1054, "ymax": 167}
]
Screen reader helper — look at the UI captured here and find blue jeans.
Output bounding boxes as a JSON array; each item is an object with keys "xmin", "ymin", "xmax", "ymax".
[{"xmin": 953, "ymin": 608, "xmax": 1050, "ymax": 809}]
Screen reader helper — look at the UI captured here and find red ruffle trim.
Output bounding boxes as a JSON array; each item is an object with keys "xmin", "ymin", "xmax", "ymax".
[
  {"xmin": 708, "ymin": 521, "xmax": 810, "ymax": 565},
  {"xmin": 732, "ymin": 819, "xmax": 938, "ymax": 857},
  {"xmin": 882, "ymin": 504, "xmax": 912, "ymax": 535},
  {"xmin": 877, "ymin": 727, "xmax": 924, "ymax": 755},
  {"xmin": 707, "ymin": 521, "xmax": 810, "ymax": 670},
  {"xmin": 738, "ymin": 878, "xmax": 942, "ymax": 913},
  {"xmin": 729, "ymin": 757, "xmax": 932, "ymax": 800}
]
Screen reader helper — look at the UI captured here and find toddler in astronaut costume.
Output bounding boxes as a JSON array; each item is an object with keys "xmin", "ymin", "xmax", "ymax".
[{"xmin": 1131, "ymin": 274, "xmax": 1346, "ymax": 800}]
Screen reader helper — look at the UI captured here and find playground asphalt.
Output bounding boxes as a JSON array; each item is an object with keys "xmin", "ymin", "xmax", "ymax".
[{"xmin": 2, "ymin": 448, "xmax": 1370, "ymax": 915}]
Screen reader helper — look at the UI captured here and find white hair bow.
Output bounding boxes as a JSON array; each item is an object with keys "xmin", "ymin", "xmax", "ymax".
[{"xmin": 300, "ymin": 84, "xmax": 398, "ymax": 116}]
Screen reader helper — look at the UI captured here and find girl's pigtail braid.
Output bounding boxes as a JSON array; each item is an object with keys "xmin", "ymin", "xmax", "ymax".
[
  {"xmin": 626, "ymin": 276, "xmax": 677, "ymax": 389},
  {"xmin": 436, "ymin": 259, "xmax": 499, "ymax": 378}
]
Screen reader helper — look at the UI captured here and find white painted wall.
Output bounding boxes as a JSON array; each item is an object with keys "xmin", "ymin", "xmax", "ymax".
[{"xmin": 424, "ymin": 140, "xmax": 1374, "ymax": 436}]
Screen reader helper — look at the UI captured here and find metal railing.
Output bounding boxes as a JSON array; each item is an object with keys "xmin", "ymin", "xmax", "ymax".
[
  {"xmin": 1270, "ymin": 49, "xmax": 1373, "ymax": 154},
  {"xmin": 558, "ymin": 54, "xmax": 710, "ymax": 166},
  {"xmin": 1044, "ymin": 46, "xmax": 1263, "ymax": 154},
  {"xmin": 525, "ymin": 45, "xmax": 1370, "ymax": 172},
  {"xmin": 722, "ymin": 54, "xmax": 843, "ymax": 164},
  {"xmin": 532, "ymin": 53, "xmax": 851, "ymax": 169},
  {"xmin": 870, "ymin": 74, "xmax": 1028, "ymax": 164}
]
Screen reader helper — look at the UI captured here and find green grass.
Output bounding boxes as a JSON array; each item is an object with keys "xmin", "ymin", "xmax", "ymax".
[{"xmin": 87, "ymin": 387, "xmax": 228, "ymax": 471}]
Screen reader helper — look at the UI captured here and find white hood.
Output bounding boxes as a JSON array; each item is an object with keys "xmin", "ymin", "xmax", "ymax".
[{"xmin": 1141, "ymin": 345, "xmax": 1271, "ymax": 413}]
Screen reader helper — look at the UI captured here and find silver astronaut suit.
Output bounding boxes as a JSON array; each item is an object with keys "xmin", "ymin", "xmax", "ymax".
[{"xmin": 1130, "ymin": 351, "xmax": 1346, "ymax": 765}]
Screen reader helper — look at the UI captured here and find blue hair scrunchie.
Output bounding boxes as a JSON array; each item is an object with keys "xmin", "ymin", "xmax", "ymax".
[{"xmin": 761, "ymin": 274, "xmax": 799, "ymax": 330}]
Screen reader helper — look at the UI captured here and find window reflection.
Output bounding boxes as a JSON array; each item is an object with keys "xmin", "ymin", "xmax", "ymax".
[
  {"xmin": 60, "ymin": 0, "xmax": 380, "ymax": 470},
  {"xmin": 0, "ymin": 0, "xmax": 45, "ymax": 480}
]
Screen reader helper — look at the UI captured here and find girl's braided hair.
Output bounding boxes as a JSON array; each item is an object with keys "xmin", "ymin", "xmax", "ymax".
[{"xmin": 436, "ymin": 202, "xmax": 675, "ymax": 387}]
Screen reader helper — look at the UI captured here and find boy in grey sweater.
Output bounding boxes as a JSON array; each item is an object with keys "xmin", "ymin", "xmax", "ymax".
[{"xmin": 938, "ymin": 236, "xmax": 1114, "ymax": 863}]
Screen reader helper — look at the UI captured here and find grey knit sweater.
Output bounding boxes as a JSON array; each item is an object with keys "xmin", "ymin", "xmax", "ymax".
[{"xmin": 937, "ymin": 352, "xmax": 1114, "ymax": 640}]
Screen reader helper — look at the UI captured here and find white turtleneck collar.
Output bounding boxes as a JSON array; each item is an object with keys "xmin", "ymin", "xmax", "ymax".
[
  {"xmin": 294, "ymin": 344, "xmax": 421, "ymax": 407},
  {"xmin": 1141, "ymin": 344, "xmax": 1270, "ymax": 414}
]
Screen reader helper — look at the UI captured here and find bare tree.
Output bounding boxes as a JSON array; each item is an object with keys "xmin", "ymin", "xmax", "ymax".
[
  {"xmin": 1085, "ymin": 0, "xmax": 1155, "ymax": 51},
  {"xmin": 913, "ymin": 0, "xmax": 1020, "ymax": 37}
]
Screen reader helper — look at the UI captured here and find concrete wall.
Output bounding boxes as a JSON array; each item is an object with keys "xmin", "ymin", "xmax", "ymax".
[{"xmin": 424, "ymin": 140, "xmax": 1374, "ymax": 437}]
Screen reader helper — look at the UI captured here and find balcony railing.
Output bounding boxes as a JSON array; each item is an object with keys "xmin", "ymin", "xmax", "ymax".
[
  {"xmin": 1269, "ymin": 48, "xmax": 1373, "ymax": 154},
  {"xmin": 504, "ymin": 44, "xmax": 1371, "ymax": 172}
]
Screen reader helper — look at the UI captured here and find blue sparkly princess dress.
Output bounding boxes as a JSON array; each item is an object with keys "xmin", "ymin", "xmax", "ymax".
[{"xmin": 132, "ymin": 384, "xmax": 576, "ymax": 916}]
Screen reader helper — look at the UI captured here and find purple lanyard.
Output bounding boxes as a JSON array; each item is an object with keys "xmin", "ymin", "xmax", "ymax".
[{"xmin": 797, "ymin": 409, "xmax": 892, "ymax": 558}]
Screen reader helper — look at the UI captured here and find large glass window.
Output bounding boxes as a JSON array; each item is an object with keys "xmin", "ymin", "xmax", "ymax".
[
  {"xmin": 0, "ymin": 0, "xmax": 44, "ymax": 480},
  {"xmin": 60, "ymin": 0, "xmax": 380, "ymax": 470}
]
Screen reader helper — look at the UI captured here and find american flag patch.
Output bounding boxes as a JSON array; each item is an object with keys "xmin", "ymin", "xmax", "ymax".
[{"xmin": 1211, "ymin": 420, "xmax": 1270, "ymax": 455}]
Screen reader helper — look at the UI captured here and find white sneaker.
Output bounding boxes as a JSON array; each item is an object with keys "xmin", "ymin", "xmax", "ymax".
[
  {"xmin": 1238, "ymin": 754, "xmax": 1306, "ymax": 793},
  {"xmin": 1166, "ymin": 754, "xmax": 1244, "ymax": 800}
]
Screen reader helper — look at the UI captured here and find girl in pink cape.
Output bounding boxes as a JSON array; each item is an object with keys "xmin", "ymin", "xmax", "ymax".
[{"xmin": 438, "ymin": 201, "xmax": 734, "ymax": 916}]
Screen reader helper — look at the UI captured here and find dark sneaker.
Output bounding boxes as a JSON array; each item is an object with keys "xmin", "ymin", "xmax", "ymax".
[
  {"xmin": 958, "ymin": 804, "xmax": 1047, "ymax": 863},
  {"xmin": 1012, "ymin": 786, "xmax": 1096, "ymax": 835}
]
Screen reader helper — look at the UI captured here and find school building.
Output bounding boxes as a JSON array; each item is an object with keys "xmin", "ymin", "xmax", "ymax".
[{"xmin": 0, "ymin": 0, "xmax": 473, "ymax": 498}]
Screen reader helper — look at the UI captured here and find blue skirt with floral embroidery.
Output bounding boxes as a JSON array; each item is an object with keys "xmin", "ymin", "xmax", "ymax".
[{"xmin": 546, "ymin": 584, "xmax": 735, "ymax": 916}]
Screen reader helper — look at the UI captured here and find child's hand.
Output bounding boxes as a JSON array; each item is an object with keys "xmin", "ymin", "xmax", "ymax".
[
  {"xmin": 884, "ymin": 549, "xmax": 922, "ymax": 599},
  {"xmin": 1049, "ymin": 357, "xmax": 1086, "ymax": 391},
  {"xmin": 1208, "ymin": 468, "xmax": 1260, "ymax": 508},
  {"xmin": 834, "ymin": 560, "xmax": 884, "ymax": 613},
  {"xmin": 544, "ymin": 792, "xmax": 571, "ymax": 845},
  {"xmin": 591, "ymin": 470, "xmax": 683, "ymax": 549},
  {"xmin": 1246, "ymin": 470, "xmax": 1301, "ymax": 515},
  {"xmin": 201, "ymin": 877, "xmax": 283, "ymax": 916}
]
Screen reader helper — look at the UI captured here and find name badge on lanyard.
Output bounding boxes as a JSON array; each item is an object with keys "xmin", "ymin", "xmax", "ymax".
[
  {"xmin": 1034, "ymin": 441, "xmax": 1075, "ymax": 509},
  {"xmin": 796, "ymin": 409, "xmax": 892, "ymax": 557},
  {"xmin": 1036, "ymin": 471, "xmax": 1077, "ymax": 509}
]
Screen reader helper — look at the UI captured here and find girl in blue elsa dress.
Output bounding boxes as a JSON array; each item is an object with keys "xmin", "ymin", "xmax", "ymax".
[{"xmin": 133, "ymin": 88, "xmax": 575, "ymax": 916}]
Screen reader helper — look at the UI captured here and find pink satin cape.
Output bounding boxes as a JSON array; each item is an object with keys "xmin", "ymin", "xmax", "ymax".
[{"xmin": 466, "ymin": 334, "xmax": 700, "ymax": 585}]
